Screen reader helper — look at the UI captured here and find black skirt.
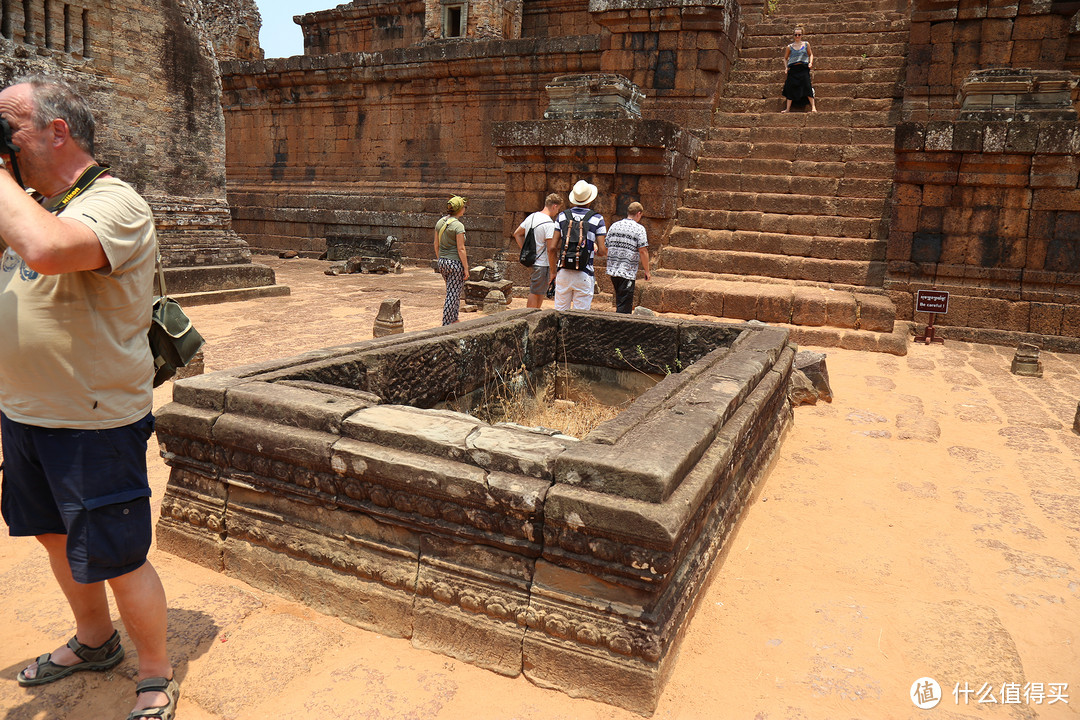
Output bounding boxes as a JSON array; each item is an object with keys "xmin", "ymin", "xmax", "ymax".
[{"xmin": 782, "ymin": 62, "xmax": 814, "ymax": 102}]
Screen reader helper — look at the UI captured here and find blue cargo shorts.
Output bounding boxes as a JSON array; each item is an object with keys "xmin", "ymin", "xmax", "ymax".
[{"xmin": 1, "ymin": 412, "xmax": 155, "ymax": 583}]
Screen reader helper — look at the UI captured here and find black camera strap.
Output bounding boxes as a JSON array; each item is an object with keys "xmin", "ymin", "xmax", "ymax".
[
  {"xmin": 42, "ymin": 164, "xmax": 109, "ymax": 215},
  {"xmin": 0, "ymin": 116, "xmax": 25, "ymax": 190}
]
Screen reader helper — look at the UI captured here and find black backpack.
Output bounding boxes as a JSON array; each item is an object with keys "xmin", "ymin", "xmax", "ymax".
[
  {"xmin": 557, "ymin": 210, "xmax": 596, "ymax": 271},
  {"xmin": 519, "ymin": 216, "xmax": 550, "ymax": 267}
]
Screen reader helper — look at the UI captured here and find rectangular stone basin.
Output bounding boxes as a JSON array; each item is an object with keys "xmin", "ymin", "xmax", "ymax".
[{"xmin": 156, "ymin": 309, "xmax": 795, "ymax": 714}]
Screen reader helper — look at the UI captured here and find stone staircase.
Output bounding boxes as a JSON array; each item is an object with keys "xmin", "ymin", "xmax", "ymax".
[{"xmin": 644, "ymin": 0, "xmax": 911, "ymax": 352}]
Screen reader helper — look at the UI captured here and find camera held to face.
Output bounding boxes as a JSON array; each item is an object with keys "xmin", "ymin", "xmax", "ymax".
[{"xmin": 0, "ymin": 116, "xmax": 25, "ymax": 187}]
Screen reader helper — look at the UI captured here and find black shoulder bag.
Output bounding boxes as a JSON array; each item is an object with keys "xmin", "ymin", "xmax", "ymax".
[{"xmin": 519, "ymin": 215, "xmax": 550, "ymax": 268}]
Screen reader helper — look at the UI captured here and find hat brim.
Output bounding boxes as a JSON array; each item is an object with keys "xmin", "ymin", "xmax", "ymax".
[{"xmin": 571, "ymin": 185, "xmax": 597, "ymax": 205}]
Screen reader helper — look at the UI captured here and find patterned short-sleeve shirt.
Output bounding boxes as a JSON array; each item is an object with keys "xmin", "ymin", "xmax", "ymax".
[{"xmin": 604, "ymin": 217, "xmax": 648, "ymax": 280}]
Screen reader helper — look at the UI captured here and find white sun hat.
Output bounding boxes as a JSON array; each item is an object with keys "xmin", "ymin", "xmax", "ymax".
[{"xmin": 569, "ymin": 180, "xmax": 598, "ymax": 206}]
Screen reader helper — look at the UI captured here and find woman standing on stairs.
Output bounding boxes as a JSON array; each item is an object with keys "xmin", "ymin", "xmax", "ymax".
[{"xmin": 782, "ymin": 26, "xmax": 817, "ymax": 112}]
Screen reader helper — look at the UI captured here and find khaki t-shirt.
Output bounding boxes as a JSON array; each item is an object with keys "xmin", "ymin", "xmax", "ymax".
[
  {"xmin": 0, "ymin": 177, "xmax": 157, "ymax": 429},
  {"xmin": 437, "ymin": 216, "xmax": 465, "ymax": 259}
]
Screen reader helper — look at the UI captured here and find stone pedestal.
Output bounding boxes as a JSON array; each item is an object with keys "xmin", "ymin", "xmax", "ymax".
[
  {"xmin": 466, "ymin": 279, "xmax": 514, "ymax": 307},
  {"xmin": 1011, "ymin": 343, "xmax": 1043, "ymax": 377},
  {"xmin": 958, "ymin": 69, "xmax": 1079, "ymax": 121},
  {"xmin": 544, "ymin": 74, "xmax": 644, "ymax": 120},
  {"xmin": 373, "ymin": 299, "xmax": 404, "ymax": 337}
]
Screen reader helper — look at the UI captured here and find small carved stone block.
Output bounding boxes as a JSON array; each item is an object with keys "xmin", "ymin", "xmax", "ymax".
[
  {"xmin": 373, "ymin": 298, "xmax": 404, "ymax": 337},
  {"xmin": 793, "ymin": 350, "xmax": 832, "ymax": 402},
  {"xmin": 544, "ymin": 73, "xmax": 645, "ymax": 120},
  {"xmin": 1010, "ymin": 343, "xmax": 1043, "ymax": 377},
  {"xmin": 482, "ymin": 289, "xmax": 508, "ymax": 315}
]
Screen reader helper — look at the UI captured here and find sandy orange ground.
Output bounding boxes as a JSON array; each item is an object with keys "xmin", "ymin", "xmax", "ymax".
[{"xmin": 1, "ymin": 257, "xmax": 1078, "ymax": 720}]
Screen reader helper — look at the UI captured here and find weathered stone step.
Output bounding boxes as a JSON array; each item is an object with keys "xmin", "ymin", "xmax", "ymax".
[
  {"xmin": 703, "ymin": 124, "xmax": 894, "ymax": 147},
  {"xmin": 640, "ymin": 274, "xmax": 897, "ymax": 333},
  {"xmin": 682, "ymin": 189, "xmax": 891, "ymax": 222},
  {"xmin": 727, "ymin": 67, "xmax": 904, "ymax": 87},
  {"xmin": 693, "ymin": 156, "xmax": 895, "ymax": 180},
  {"xmin": 714, "ymin": 96, "xmax": 896, "ymax": 114},
  {"xmin": 742, "ymin": 30, "xmax": 908, "ymax": 49},
  {"xmin": 750, "ymin": 16, "xmax": 908, "ymax": 35},
  {"xmin": 660, "ymin": 247, "xmax": 887, "ymax": 286},
  {"xmin": 667, "ymin": 227, "xmax": 887, "ymax": 261},
  {"xmin": 726, "ymin": 80, "xmax": 902, "ymax": 100},
  {"xmin": 708, "ymin": 110, "xmax": 901, "ymax": 130},
  {"xmin": 700, "ymin": 140, "xmax": 895, "ymax": 164},
  {"xmin": 689, "ymin": 169, "xmax": 894, "ymax": 196},
  {"xmin": 735, "ymin": 55, "xmax": 904, "ymax": 72},
  {"xmin": 738, "ymin": 42, "xmax": 906, "ymax": 59},
  {"xmin": 676, "ymin": 207, "xmax": 886, "ymax": 241}
]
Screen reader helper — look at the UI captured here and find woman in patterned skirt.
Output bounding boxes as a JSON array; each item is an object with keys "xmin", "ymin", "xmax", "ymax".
[{"xmin": 434, "ymin": 195, "xmax": 469, "ymax": 325}]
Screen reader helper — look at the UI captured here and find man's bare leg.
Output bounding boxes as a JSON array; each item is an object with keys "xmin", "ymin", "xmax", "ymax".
[
  {"xmin": 526, "ymin": 293, "xmax": 544, "ymax": 308},
  {"xmin": 109, "ymin": 561, "xmax": 173, "ymax": 715},
  {"xmin": 22, "ymin": 535, "xmax": 173, "ymax": 715},
  {"xmin": 20, "ymin": 533, "xmax": 115, "ymax": 678}
]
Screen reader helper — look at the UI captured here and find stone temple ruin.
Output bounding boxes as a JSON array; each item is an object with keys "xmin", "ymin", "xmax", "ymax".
[
  {"xmin": 219, "ymin": 0, "xmax": 1080, "ymax": 352},
  {"xmin": 0, "ymin": 0, "xmax": 285, "ymax": 303},
  {"xmin": 156, "ymin": 311, "xmax": 794, "ymax": 713}
]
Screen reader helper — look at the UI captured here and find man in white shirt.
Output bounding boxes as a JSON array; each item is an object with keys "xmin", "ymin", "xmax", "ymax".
[
  {"xmin": 513, "ymin": 192, "xmax": 562, "ymax": 308},
  {"xmin": 604, "ymin": 202, "xmax": 651, "ymax": 313}
]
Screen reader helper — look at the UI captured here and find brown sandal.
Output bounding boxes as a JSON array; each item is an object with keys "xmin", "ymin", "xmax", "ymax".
[
  {"xmin": 17, "ymin": 630, "xmax": 124, "ymax": 687},
  {"xmin": 127, "ymin": 676, "xmax": 180, "ymax": 720}
]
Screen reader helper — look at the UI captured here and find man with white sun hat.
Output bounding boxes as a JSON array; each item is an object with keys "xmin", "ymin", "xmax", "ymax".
[{"xmin": 551, "ymin": 179, "xmax": 606, "ymax": 311}]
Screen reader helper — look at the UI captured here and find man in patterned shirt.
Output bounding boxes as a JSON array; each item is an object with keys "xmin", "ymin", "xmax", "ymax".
[{"xmin": 604, "ymin": 202, "xmax": 650, "ymax": 313}]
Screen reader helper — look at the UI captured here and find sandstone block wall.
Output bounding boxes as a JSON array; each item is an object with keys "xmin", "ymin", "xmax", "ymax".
[
  {"xmin": 222, "ymin": 0, "xmax": 740, "ymax": 264},
  {"xmin": 1, "ymin": 0, "xmax": 282, "ymax": 297},
  {"xmin": 886, "ymin": 0, "xmax": 1080, "ymax": 345},
  {"xmin": 222, "ymin": 36, "xmax": 601, "ymax": 260},
  {"xmin": 522, "ymin": 0, "xmax": 604, "ymax": 37},
  {"xmin": 888, "ymin": 117, "xmax": 1080, "ymax": 345},
  {"xmin": 298, "ymin": 0, "xmax": 427, "ymax": 56},
  {"xmin": 903, "ymin": 0, "xmax": 1079, "ymax": 120},
  {"xmin": 592, "ymin": 0, "xmax": 741, "ymax": 128}
]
